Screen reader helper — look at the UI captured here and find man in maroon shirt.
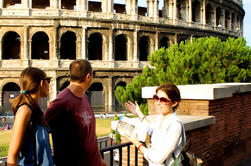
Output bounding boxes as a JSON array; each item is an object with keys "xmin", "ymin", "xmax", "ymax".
[{"xmin": 44, "ymin": 60, "xmax": 107, "ymax": 166}]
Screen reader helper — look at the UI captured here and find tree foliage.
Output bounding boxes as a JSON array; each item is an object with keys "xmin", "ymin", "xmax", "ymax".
[{"xmin": 115, "ymin": 37, "xmax": 251, "ymax": 114}]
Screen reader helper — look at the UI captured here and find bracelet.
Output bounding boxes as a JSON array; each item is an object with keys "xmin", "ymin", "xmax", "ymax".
[
  {"xmin": 140, "ymin": 116, "xmax": 146, "ymax": 121},
  {"xmin": 137, "ymin": 143, "xmax": 144, "ymax": 151}
]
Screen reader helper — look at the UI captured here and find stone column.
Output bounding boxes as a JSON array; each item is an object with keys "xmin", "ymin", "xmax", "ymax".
[
  {"xmin": 222, "ymin": 9, "xmax": 225, "ymax": 29},
  {"xmin": 23, "ymin": 26, "xmax": 29, "ymax": 66},
  {"xmin": 0, "ymin": 0, "xmax": 3, "ymax": 8},
  {"xmin": 201, "ymin": 0, "xmax": 206, "ymax": 25},
  {"xmin": 50, "ymin": 0, "xmax": 59, "ymax": 9},
  {"xmin": 107, "ymin": 78, "xmax": 113, "ymax": 112},
  {"xmin": 133, "ymin": 29, "xmax": 139, "ymax": 68},
  {"xmin": 108, "ymin": 28, "xmax": 114, "ymax": 67},
  {"xmin": 172, "ymin": 0, "xmax": 177, "ymax": 23},
  {"xmin": 82, "ymin": 27, "xmax": 87, "ymax": 59},
  {"xmin": 153, "ymin": 0, "xmax": 159, "ymax": 21},
  {"xmin": 147, "ymin": 0, "xmax": 154, "ymax": 17},
  {"xmin": 0, "ymin": 40, "xmax": 2, "ymax": 60},
  {"xmin": 213, "ymin": 7, "xmax": 217, "ymax": 28},
  {"xmin": 29, "ymin": 0, "xmax": 32, "ymax": 9},
  {"xmin": 126, "ymin": 0, "xmax": 138, "ymax": 16},
  {"xmin": 188, "ymin": 0, "xmax": 192, "ymax": 23},
  {"xmin": 155, "ymin": 32, "xmax": 159, "ymax": 50},
  {"xmin": 102, "ymin": 0, "xmax": 114, "ymax": 14},
  {"xmin": 162, "ymin": 0, "xmax": 168, "ymax": 18},
  {"xmin": 22, "ymin": 0, "xmax": 30, "ymax": 8}
]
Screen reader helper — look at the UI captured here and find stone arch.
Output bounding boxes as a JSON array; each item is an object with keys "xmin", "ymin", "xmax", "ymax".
[
  {"xmin": 61, "ymin": 0, "xmax": 76, "ymax": 10},
  {"xmin": 225, "ymin": 10, "xmax": 230, "ymax": 29},
  {"xmin": 3, "ymin": 0, "xmax": 21, "ymax": 8},
  {"xmin": 2, "ymin": 31, "xmax": 21, "ymax": 59},
  {"xmin": 88, "ymin": 32, "xmax": 103, "ymax": 60},
  {"xmin": 115, "ymin": 34, "xmax": 127, "ymax": 61},
  {"xmin": 31, "ymin": 31, "xmax": 49, "ymax": 59},
  {"xmin": 192, "ymin": 0, "xmax": 201, "ymax": 23},
  {"xmin": 32, "ymin": 0, "xmax": 49, "ymax": 9},
  {"xmin": 159, "ymin": 37, "xmax": 169, "ymax": 49},
  {"xmin": 216, "ymin": 7, "xmax": 222, "ymax": 27},
  {"xmin": 87, "ymin": 82, "xmax": 105, "ymax": 110},
  {"xmin": 139, "ymin": 35, "xmax": 150, "ymax": 61},
  {"xmin": 60, "ymin": 31, "xmax": 76, "ymax": 60},
  {"xmin": 1, "ymin": 82, "xmax": 20, "ymax": 116},
  {"xmin": 206, "ymin": 3, "xmax": 213, "ymax": 25}
]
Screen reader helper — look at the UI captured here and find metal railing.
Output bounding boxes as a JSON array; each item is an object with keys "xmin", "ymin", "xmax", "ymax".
[
  {"xmin": 100, "ymin": 142, "xmax": 139, "ymax": 166},
  {"xmin": 0, "ymin": 137, "xmax": 139, "ymax": 166}
]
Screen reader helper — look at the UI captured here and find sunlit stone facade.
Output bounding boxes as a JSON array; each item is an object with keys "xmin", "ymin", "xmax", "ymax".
[{"xmin": 0, "ymin": 0, "xmax": 244, "ymax": 114}]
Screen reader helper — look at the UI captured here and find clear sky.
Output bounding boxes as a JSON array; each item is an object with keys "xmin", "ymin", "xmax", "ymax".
[
  {"xmin": 243, "ymin": 0, "xmax": 251, "ymax": 46},
  {"xmin": 113, "ymin": 0, "xmax": 250, "ymax": 46}
]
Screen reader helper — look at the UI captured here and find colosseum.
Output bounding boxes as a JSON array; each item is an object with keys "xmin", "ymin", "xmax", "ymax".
[{"xmin": 0, "ymin": 0, "xmax": 245, "ymax": 115}]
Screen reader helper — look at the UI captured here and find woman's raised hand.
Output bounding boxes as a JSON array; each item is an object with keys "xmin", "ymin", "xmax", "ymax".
[{"xmin": 125, "ymin": 101, "xmax": 138, "ymax": 115}]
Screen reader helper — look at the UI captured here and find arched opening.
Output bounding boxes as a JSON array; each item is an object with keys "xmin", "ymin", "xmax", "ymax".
[
  {"xmin": 225, "ymin": 10, "xmax": 230, "ymax": 29},
  {"xmin": 115, "ymin": 34, "xmax": 127, "ymax": 61},
  {"xmin": 206, "ymin": 4, "xmax": 213, "ymax": 25},
  {"xmin": 31, "ymin": 32, "xmax": 49, "ymax": 59},
  {"xmin": 60, "ymin": 31, "xmax": 76, "ymax": 60},
  {"xmin": 1, "ymin": 82, "xmax": 20, "ymax": 116},
  {"xmin": 2, "ymin": 31, "xmax": 21, "ymax": 59},
  {"xmin": 88, "ymin": 33, "xmax": 102, "ymax": 60},
  {"xmin": 178, "ymin": 34, "xmax": 190, "ymax": 45},
  {"xmin": 3, "ymin": 0, "xmax": 21, "ymax": 8},
  {"xmin": 114, "ymin": 0, "xmax": 126, "ymax": 13},
  {"xmin": 115, "ymin": 81, "xmax": 127, "ymax": 112},
  {"xmin": 86, "ymin": 82, "xmax": 105, "ymax": 112},
  {"xmin": 216, "ymin": 7, "xmax": 222, "ymax": 27},
  {"xmin": 231, "ymin": 13, "xmax": 235, "ymax": 30},
  {"xmin": 192, "ymin": 1, "xmax": 201, "ymax": 23},
  {"xmin": 59, "ymin": 81, "xmax": 70, "ymax": 92},
  {"xmin": 176, "ymin": 0, "xmax": 186, "ymax": 21},
  {"xmin": 32, "ymin": 0, "xmax": 49, "ymax": 9},
  {"xmin": 88, "ymin": 0, "xmax": 102, "ymax": 12},
  {"xmin": 61, "ymin": 0, "xmax": 76, "ymax": 10},
  {"xmin": 139, "ymin": 36, "xmax": 150, "ymax": 61},
  {"xmin": 159, "ymin": 37, "xmax": 169, "ymax": 49}
]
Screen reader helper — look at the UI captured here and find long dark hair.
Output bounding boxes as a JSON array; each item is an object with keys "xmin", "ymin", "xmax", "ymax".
[{"xmin": 10, "ymin": 67, "xmax": 46, "ymax": 124}]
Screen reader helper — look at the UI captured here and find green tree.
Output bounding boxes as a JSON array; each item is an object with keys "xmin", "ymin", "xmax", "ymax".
[{"xmin": 115, "ymin": 37, "xmax": 251, "ymax": 114}]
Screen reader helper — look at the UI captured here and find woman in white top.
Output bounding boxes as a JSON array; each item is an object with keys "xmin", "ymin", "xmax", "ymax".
[{"xmin": 125, "ymin": 83, "xmax": 185, "ymax": 166}]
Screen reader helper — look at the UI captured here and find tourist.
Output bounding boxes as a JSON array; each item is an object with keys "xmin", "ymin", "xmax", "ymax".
[
  {"xmin": 44, "ymin": 60, "xmax": 107, "ymax": 166},
  {"xmin": 7, "ymin": 67, "xmax": 53, "ymax": 166},
  {"xmin": 125, "ymin": 83, "xmax": 185, "ymax": 166}
]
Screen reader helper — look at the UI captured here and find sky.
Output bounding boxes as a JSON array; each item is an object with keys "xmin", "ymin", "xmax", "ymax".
[
  {"xmin": 243, "ymin": 0, "xmax": 251, "ymax": 46},
  {"xmin": 112, "ymin": 0, "xmax": 251, "ymax": 46}
]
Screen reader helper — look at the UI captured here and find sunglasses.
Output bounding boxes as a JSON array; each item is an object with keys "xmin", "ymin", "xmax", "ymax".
[
  {"xmin": 153, "ymin": 94, "xmax": 171, "ymax": 103},
  {"xmin": 43, "ymin": 77, "xmax": 51, "ymax": 84}
]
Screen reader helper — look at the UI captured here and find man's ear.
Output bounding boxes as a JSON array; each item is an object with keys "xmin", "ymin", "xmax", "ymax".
[{"xmin": 85, "ymin": 73, "xmax": 91, "ymax": 80}]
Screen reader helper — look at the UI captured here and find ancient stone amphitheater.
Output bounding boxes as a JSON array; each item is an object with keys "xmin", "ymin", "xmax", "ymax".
[{"xmin": 0, "ymin": 0, "xmax": 244, "ymax": 114}]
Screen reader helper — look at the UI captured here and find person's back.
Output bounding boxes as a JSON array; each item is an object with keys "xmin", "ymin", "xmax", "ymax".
[
  {"xmin": 44, "ymin": 59, "xmax": 106, "ymax": 166},
  {"xmin": 45, "ymin": 88, "xmax": 102, "ymax": 166}
]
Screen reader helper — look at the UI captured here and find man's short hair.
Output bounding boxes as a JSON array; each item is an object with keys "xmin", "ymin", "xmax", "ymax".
[{"xmin": 69, "ymin": 60, "xmax": 92, "ymax": 83}]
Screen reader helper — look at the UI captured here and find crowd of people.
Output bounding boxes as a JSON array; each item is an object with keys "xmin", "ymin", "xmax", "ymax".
[{"xmin": 6, "ymin": 59, "xmax": 185, "ymax": 166}]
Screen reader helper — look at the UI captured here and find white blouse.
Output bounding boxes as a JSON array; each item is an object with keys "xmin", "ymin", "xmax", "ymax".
[{"xmin": 143, "ymin": 113, "xmax": 186, "ymax": 166}]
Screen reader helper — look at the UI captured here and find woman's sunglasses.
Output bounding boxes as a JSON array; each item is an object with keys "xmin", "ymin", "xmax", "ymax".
[
  {"xmin": 43, "ymin": 78, "xmax": 51, "ymax": 84},
  {"xmin": 153, "ymin": 94, "xmax": 171, "ymax": 103}
]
